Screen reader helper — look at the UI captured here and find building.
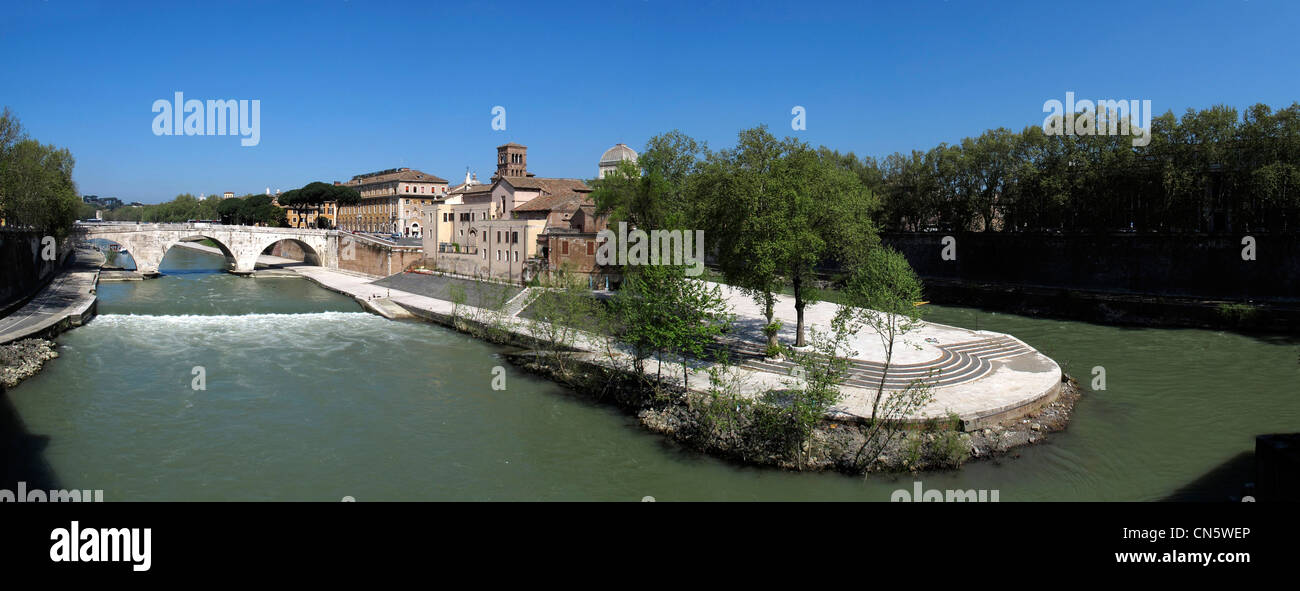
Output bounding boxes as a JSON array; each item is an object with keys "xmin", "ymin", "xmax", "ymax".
[
  {"xmin": 223, "ymin": 191, "xmax": 236, "ymax": 199},
  {"xmin": 422, "ymin": 143, "xmax": 609, "ymax": 283},
  {"xmin": 597, "ymin": 143, "xmax": 637, "ymax": 178},
  {"xmin": 336, "ymin": 167, "xmax": 448, "ymax": 237},
  {"xmin": 276, "ymin": 192, "xmax": 338, "ymax": 229}
]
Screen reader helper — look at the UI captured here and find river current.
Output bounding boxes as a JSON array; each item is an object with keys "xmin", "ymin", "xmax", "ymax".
[{"xmin": 4, "ymin": 247, "xmax": 1296, "ymax": 500}]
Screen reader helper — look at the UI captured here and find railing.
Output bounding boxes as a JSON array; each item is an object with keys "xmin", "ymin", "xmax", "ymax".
[{"xmin": 437, "ymin": 242, "xmax": 478, "ymax": 255}]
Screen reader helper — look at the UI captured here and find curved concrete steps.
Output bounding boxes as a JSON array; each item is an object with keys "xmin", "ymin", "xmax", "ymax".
[{"xmin": 709, "ymin": 335, "xmax": 1035, "ymax": 391}]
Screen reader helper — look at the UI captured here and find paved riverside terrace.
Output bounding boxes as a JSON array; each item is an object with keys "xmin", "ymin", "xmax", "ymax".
[
  {"xmin": 148, "ymin": 243, "xmax": 1066, "ymax": 427},
  {"xmin": 0, "ymin": 246, "xmax": 101, "ymax": 345}
]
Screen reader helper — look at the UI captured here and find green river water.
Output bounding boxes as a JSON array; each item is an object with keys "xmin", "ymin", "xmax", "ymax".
[{"xmin": 3, "ymin": 246, "xmax": 1297, "ymax": 500}]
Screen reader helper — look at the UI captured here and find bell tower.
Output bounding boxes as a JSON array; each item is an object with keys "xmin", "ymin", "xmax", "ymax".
[{"xmin": 495, "ymin": 143, "xmax": 528, "ymax": 179}]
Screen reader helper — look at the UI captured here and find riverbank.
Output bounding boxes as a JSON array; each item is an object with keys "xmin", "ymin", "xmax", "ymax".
[
  {"xmin": 505, "ymin": 348, "xmax": 1081, "ymax": 474},
  {"xmin": 0, "ymin": 245, "xmax": 101, "ymax": 346},
  {"xmin": 0, "ymin": 339, "xmax": 58, "ymax": 391}
]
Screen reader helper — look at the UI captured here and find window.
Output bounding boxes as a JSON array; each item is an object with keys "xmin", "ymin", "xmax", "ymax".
[
  {"xmin": 496, "ymin": 231, "xmax": 501, "ymax": 242},
  {"xmin": 513, "ymin": 251, "xmax": 519, "ymax": 262},
  {"xmin": 587, "ymin": 242, "xmax": 594, "ymax": 255},
  {"xmin": 561, "ymin": 241, "xmax": 569, "ymax": 255},
  {"xmin": 496, "ymin": 250, "xmax": 502, "ymax": 261},
  {"xmin": 511, "ymin": 231, "xmax": 518, "ymax": 244}
]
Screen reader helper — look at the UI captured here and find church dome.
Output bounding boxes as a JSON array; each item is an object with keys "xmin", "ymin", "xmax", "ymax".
[{"xmin": 599, "ymin": 143, "xmax": 638, "ymax": 166}]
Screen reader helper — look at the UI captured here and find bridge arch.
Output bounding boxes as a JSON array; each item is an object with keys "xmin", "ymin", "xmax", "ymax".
[
  {"xmin": 160, "ymin": 235, "xmax": 239, "ymax": 272},
  {"xmin": 255, "ymin": 237, "xmax": 323, "ymax": 268},
  {"xmin": 86, "ymin": 237, "xmax": 140, "ymax": 270}
]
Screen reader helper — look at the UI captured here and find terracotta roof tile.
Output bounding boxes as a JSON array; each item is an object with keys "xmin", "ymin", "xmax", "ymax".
[{"xmin": 345, "ymin": 168, "xmax": 448, "ymax": 186}]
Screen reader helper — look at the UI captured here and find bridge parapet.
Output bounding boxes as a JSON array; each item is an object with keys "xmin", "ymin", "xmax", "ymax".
[{"xmin": 78, "ymin": 222, "xmax": 335, "ymax": 237}]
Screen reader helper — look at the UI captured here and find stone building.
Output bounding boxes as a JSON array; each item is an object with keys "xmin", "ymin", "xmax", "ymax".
[
  {"xmin": 280, "ymin": 199, "xmax": 337, "ymax": 229},
  {"xmin": 422, "ymin": 143, "xmax": 609, "ymax": 284},
  {"xmin": 337, "ymin": 167, "xmax": 448, "ymax": 237}
]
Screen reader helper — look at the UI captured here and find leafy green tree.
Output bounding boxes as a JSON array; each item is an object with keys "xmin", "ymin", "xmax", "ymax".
[
  {"xmin": 280, "ymin": 181, "xmax": 358, "ymax": 228},
  {"xmin": 590, "ymin": 130, "xmax": 705, "ymax": 231},
  {"xmin": 238, "ymin": 194, "xmax": 287, "ymax": 226},
  {"xmin": 836, "ymin": 246, "xmax": 936, "ymax": 466},
  {"xmin": 0, "ymin": 108, "xmax": 80, "ymax": 236},
  {"xmin": 0, "ymin": 139, "xmax": 80, "ymax": 235},
  {"xmin": 702, "ymin": 126, "xmax": 878, "ymax": 349},
  {"xmin": 612, "ymin": 264, "xmax": 730, "ymax": 392},
  {"xmin": 216, "ymin": 197, "xmax": 243, "ymax": 225}
]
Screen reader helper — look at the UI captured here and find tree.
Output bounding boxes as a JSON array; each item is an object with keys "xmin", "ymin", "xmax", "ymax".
[
  {"xmin": 524, "ymin": 267, "xmax": 603, "ymax": 379},
  {"xmin": 238, "ymin": 194, "xmax": 287, "ymax": 226},
  {"xmin": 611, "ymin": 264, "xmax": 730, "ymax": 393},
  {"xmin": 590, "ymin": 130, "xmax": 705, "ymax": 231},
  {"xmin": 702, "ymin": 126, "xmax": 878, "ymax": 350},
  {"xmin": 216, "ymin": 197, "xmax": 243, "ymax": 225},
  {"xmin": 698, "ymin": 127, "xmax": 796, "ymax": 354},
  {"xmin": 280, "ymin": 181, "xmax": 357, "ymax": 228},
  {"xmin": 836, "ymin": 246, "xmax": 935, "ymax": 466},
  {"xmin": 0, "ymin": 108, "xmax": 80, "ymax": 236}
]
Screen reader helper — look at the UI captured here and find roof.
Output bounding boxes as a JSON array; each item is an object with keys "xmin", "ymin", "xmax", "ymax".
[
  {"xmin": 599, "ymin": 143, "xmax": 638, "ymax": 166},
  {"xmin": 499, "ymin": 176, "xmax": 591, "ymax": 196},
  {"xmin": 345, "ymin": 168, "xmax": 448, "ymax": 186},
  {"xmin": 512, "ymin": 190, "xmax": 594, "ymax": 213}
]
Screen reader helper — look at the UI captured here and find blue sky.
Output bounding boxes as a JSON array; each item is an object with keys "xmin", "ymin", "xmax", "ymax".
[{"xmin": 2, "ymin": 0, "xmax": 1297, "ymax": 203}]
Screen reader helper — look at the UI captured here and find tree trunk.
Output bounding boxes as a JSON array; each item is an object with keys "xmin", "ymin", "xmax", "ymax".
[
  {"xmin": 763, "ymin": 293, "xmax": 777, "ymax": 350},
  {"xmin": 792, "ymin": 274, "xmax": 806, "ymax": 347}
]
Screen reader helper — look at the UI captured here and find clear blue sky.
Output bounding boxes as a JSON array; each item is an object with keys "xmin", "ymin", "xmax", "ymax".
[{"xmin": 2, "ymin": 0, "xmax": 1297, "ymax": 203}]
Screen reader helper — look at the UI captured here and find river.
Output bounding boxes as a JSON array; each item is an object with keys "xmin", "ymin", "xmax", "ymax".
[{"xmin": 4, "ymin": 246, "xmax": 1297, "ymax": 500}]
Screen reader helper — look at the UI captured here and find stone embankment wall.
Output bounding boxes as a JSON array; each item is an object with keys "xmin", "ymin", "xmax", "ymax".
[
  {"xmin": 882, "ymin": 232, "xmax": 1300, "ymax": 330},
  {"xmin": 334, "ymin": 234, "xmax": 423, "ymax": 277},
  {"xmin": 0, "ymin": 232, "xmax": 72, "ymax": 316}
]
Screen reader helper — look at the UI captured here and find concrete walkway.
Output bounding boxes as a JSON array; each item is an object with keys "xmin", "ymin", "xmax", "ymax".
[{"xmin": 0, "ymin": 246, "xmax": 102, "ymax": 345}]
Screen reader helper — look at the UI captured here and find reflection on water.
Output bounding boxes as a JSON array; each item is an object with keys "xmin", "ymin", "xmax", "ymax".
[{"xmin": 4, "ymin": 247, "xmax": 1297, "ymax": 500}]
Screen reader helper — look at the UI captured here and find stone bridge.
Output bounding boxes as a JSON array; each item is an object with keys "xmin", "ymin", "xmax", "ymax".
[{"xmin": 76, "ymin": 222, "xmax": 339, "ymax": 276}]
